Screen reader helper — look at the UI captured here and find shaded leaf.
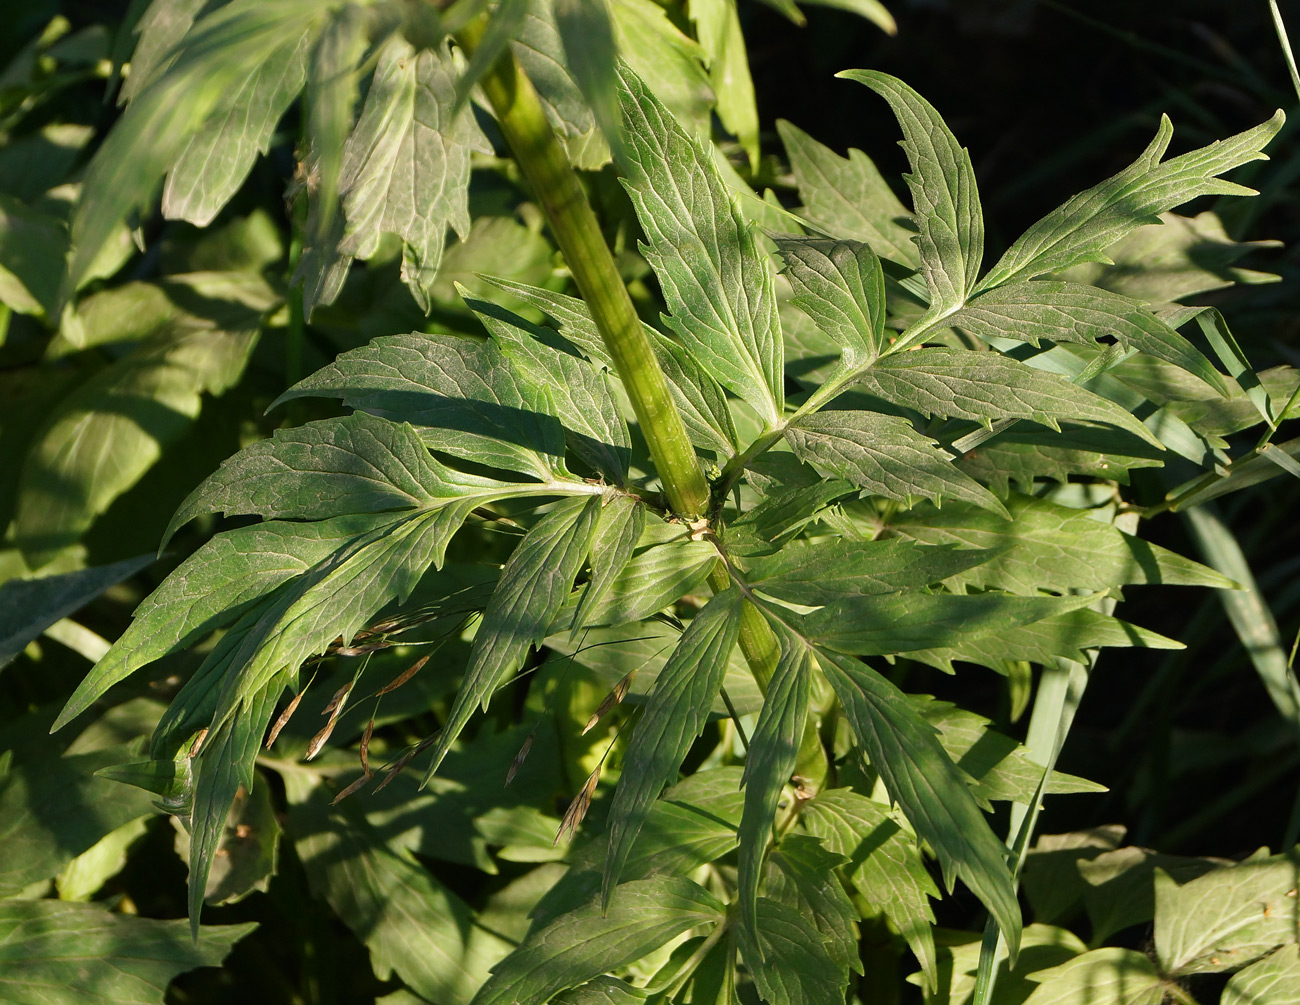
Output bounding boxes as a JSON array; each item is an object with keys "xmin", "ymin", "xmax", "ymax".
[
  {"xmin": 0, "ymin": 901, "xmax": 253, "ymax": 1005},
  {"xmin": 737, "ymin": 625, "xmax": 811, "ymax": 940},
  {"xmin": 1022, "ymin": 948, "xmax": 1165, "ymax": 1005},
  {"xmin": 272, "ymin": 332, "xmax": 567, "ymax": 481},
  {"xmin": 472, "ymin": 876, "xmax": 725, "ymax": 1005},
  {"xmin": 689, "ymin": 0, "xmax": 759, "ymax": 165},
  {"xmin": 424, "ymin": 496, "xmax": 601, "ymax": 782},
  {"xmin": 776, "ymin": 118, "xmax": 918, "ymax": 267},
  {"xmin": 0, "ymin": 554, "xmax": 152, "ymax": 672},
  {"xmin": 775, "ymin": 236, "xmax": 886, "ymax": 362},
  {"xmin": 856, "ymin": 347, "xmax": 1162, "ymax": 446},
  {"xmin": 948, "ymin": 281, "xmax": 1226, "ymax": 394},
  {"xmin": 742, "ymin": 896, "xmax": 849, "ymax": 1005},
  {"xmin": 573, "ymin": 495, "xmax": 644, "ymax": 632},
  {"xmin": 1224, "ymin": 945, "xmax": 1300, "ymax": 1005},
  {"xmin": 804, "ymin": 788, "xmax": 941, "ymax": 990},
  {"xmin": 814, "ymin": 649, "xmax": 1020, "ymax": 954},
  {"xmin": 1154, "ymin": 853, "xmax": 1300, "ymax": 976}
]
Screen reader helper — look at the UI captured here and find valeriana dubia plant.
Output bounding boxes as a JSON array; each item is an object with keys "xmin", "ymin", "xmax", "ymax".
[{"xmin": 54, "ymin": 19, "xmax": 1298, "ymax": 1005}]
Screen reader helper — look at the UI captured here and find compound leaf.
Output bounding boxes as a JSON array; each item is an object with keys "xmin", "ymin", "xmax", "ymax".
[
  {"xmin": 980, "ymin": 111, "xmax": 1284, "ymax": 291},
  {"xmin": 618, "ymin": 64, "xmax": 783, "ymax": 424},
  {"xmin": 838, "ymin": 70, "xmax": 983, "ymax": 313},
  {"xmin": 424, "ymin": 496, "xmax": 601, "ymax": 782},
  {"xmin": 603, "ymin": 589, "xmax": 744, "ymax": 903},
  {"xmin": 784, "ymin": 410, "xmax": 1009, "ymax": 517}
]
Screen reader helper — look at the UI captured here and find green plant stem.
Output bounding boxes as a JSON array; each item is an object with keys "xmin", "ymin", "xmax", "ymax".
[{"xmin": 454, "ymin": 16, "xmax": 709, "ymax": 519}]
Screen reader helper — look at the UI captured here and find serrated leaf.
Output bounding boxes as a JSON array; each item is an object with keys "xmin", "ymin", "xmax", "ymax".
[
  {"xmin": 478, "ymin": 276, "xmax": 740, "ymax": 455},
  {"xmin": 14, "ymin": 317, "xmax": 260, "ymax": 566},
  {"xmin": 467, "ymin": 295, "xmax": 631, "ymax": 482},
  {"xmin": 889, "ymin": 494, "xmax": 1236, "ymax": 595},
  {"xmin": 979, "ymin": 111, "xmax": 1285, "ymax": 291},
  {"xmin": 203, "ymin": 507, "xmax": 480, "ymax": 733},
  {"xmin": 424, "ymin": 496, "xmax": 601, "ymax": 782},
  {"xmin": 1022, "ymin": 948, "xmax": 1165, "ymax": 1005},
  {"xmin": 814, "ymin": 649, "xmax": 1021, "ymax": 954},
  {"xmin": 776, "ymin": 119, "xmax": 918, "ymax": 267},
  {"xmin": 186, "ymin": 680, "xmax": 279, "ymax": 935},
  {"xmin": 572, "ymin": 495, "xmax": 644, "ymax": 633},
  {"xmin": 775, "ymin": 236, "xmax": 886, "ymax": 362},
  {"xmin": 689, "ymin": 0, "xmax": 759, "ymax": 166},
  {"xmin": 1154, "ymin": 854, "xmax": 1300, "ymax": 976},
  {"xmin": 0, "ymin": 554, "xmax": 152, "ymax": 672},
  {"xmin": 737, "ymin": 625, "xmax": 810, "ymax": 941},
  {"xmin": 1058, "ymin": 210, "xmax": 1281, "ymax": 305},
  {"xmin": 162, "ymin": 31, "xmax": 309, "ymax": 225},
  {"xmin": 565, "ymin": 537, "xmax": 717, "ymax": 628},
  {"xmin": 54, "ymin": 514, "xmax": 395, "ymax": 732},
  {"xmin": 741, "ymin": 537, "xmax": 996, "ymax": 607},
  {"xmin": 165, "ymin": 412, "xmax": 478, "ymax": 542},
  {"xmin": 766, "ymin": 835, "xmax": 860, "ymax": 972},
  {"xmin": 0, "ymin": 901, "xmax": 253, "ymax": 1005},
  {"xmin": 288, "ymin": 775, "xmax": 511, "ymax": 1004},
  {"xmin": 64, "ymin": 1, "xmax": 326, "ymax": 301},
  {"xmin": 855, "ymin": 347, "xmax": 1162, "ymax": 446},
  {"xmin": 602, "ymin": 589, "xmax": 744, "ymax": 902},
  {"xmin": 618, "ymin": 63, "xmax": 783, "ymax": 423},
  {"xmin": 914, "ymin": 698, "xmax": 1105, "ymax": 805},
  {"xmin": 300, "ymin": 37, "xmax": 485, "ymax": 313},
  {"xmin": 785, "ymin": 410, "xmax": 1009, "ymax": 517},
  {"xmin": 787, "ymin": 581, "xmax": 1087, "ymax": 665},
  {"xmin": 1224, "ymin": 945, "xmax": 1300, "ymax": 1005},
  {"xmin": 272, "ymin": 332, "xmax": 568, "ymax": 480},
  {"xmin": 954, "ymin": 425, "xmax": 1166, "ymax": 493},
  {"xmin": 839, "ymin": 70, "xmax": 983, "ymax": 313},
  {"xmin": 742, "ymin": 896, "xmax": 849, "ymax": 1005},
  {"xmin": 905, "ymin": 607, "xmax": 1181, "ymax": 674},
  {"xmin": 947, "ymin": 281, "xmax": 1226, "ymax": 394},
  {"xmin": 804, "ymin": 788, "xmax": 941, "ymax": 990},
  {"xmin": 611, "ymin": 0, "xmax": 712, "ymax": 139},
  {"xmin": 472, "ymin": 876, "xmax": 725, "ymax": 1005}
]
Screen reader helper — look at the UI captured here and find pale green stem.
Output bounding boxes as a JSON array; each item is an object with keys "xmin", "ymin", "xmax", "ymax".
[{"xmin": 454, "ymin": 17, "xmax": 709, "ymax": 519}]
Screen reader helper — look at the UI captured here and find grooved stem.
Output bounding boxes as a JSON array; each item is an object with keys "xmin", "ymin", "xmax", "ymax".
[{"xmin": 455, "ymin": 17, "xmax": 709, "ymax": 518}]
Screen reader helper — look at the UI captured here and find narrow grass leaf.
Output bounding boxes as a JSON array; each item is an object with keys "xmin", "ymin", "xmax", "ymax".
[{"xmin": 603, "ymin": 589, "xmax": 744, "ymax": 904}]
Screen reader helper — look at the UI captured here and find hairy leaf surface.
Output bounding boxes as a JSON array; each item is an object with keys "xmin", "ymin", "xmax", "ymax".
[{"xmin": 775, "ymin": 236, "xmax": 886, "ymax": 362}]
